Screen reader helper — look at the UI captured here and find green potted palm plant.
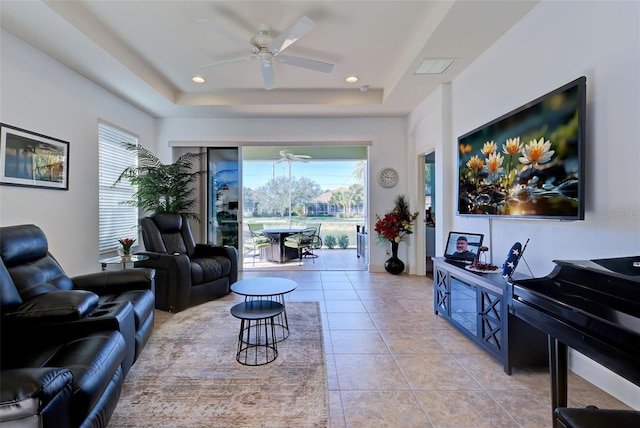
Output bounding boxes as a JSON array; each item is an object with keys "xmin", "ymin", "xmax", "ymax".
[{"xmin": 114, "ymin": 143, "xmax": 206, "ymax": 221}]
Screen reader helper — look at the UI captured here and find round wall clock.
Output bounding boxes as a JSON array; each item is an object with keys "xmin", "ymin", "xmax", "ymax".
[{"xmin": 377, "ymin": 167, "xmax": 399, "ymax": 188}]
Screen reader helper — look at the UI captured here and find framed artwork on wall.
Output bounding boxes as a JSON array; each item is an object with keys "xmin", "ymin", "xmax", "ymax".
[{"xmin": 0, "ymin": 123, "xmax": 69, "ymax": 190}]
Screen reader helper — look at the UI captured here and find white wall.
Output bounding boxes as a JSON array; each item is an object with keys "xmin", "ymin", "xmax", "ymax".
[
  {"xmin": 0, "ymin": 31, "xmax": 156, "ymax": 276},
  {"xmin": 409, "ymin": 0, "xmax": 640, "ymax": 409},
  {"xmin": 156, "ymin": 116, "xmax": 412, "ymax": 272},
  {"xmin": 0, "ymin": 31, "xmax": 418, "ymax": 276}
]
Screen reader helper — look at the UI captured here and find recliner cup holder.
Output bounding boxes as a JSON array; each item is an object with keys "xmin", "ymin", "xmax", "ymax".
[
  {"xmin": 98, "ymin": 303, "xmax": 118, "ymax": 309},
  {"xmin": 90, "ymin": 310, "xmax": 109, "ymax": 317}
]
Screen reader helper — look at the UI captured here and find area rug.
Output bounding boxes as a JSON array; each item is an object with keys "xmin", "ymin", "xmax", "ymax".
[{"xmin": 109, "ymin": 301, "xmax": 328, "ymax": 427}]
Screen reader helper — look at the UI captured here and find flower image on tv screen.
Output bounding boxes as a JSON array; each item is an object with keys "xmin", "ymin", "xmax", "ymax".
[{"xmin": 457, "ymin": 76, "xmax": 586, "ymax": 220}]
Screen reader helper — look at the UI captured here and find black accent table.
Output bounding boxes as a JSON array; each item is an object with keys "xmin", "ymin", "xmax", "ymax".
[
  {"xmin": 230, "ymin": 300, "xmax": 284, "ymax": 366},
  {"xmin": 231, "ymin": 277, "xmax": 297, "ymax": 342}
]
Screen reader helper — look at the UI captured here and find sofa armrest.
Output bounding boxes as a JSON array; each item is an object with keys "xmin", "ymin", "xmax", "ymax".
[
  {"xmin": 0, "ymin": 368, "xmax": 73, "ymax": 428},
  {"xmin": 222, "ymin": 246, "xmax": 238, "ymax": 285},
  {"xmin": 3, "ymin": 290, "xmax": 99, "ymax": 324},
  {"xmin": 193, "ymin": 244, "xmax": 231, "ymax": 258},
  {"xmin": 72, "ymin": 268, "xmax": 155, "ymax": 295},
  {"xmin": 132, "ymin": 252, "xmax": 190, "ymax": 276},
  {"xmin": 133, "ymin": 252, "xmax": 191, "ymax": 311},
  {"xmin": 2, "ymin": 292, "xmax": 134, "ymax": 350}
]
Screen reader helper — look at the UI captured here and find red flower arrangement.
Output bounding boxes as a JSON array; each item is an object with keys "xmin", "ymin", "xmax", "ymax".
[
  {"xmin": 374, "ymin": 195, "xmax": 419, "ymax": 243},
  {"xmin": 117, "ymin": 237, "xmax": 136, "ymax": 255}
]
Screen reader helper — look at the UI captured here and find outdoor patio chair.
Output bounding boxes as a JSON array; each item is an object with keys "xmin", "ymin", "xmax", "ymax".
[
  {"xmin": 283, "ymin": 227, "xmax": 317, "ymax": 265},
  {"xmin": 304, "ymin": 223, "xmax": 323, "ymax": 256},
  {"xmin": 245, "ymin": 223, "xmax": 272, "ymax": 265}
]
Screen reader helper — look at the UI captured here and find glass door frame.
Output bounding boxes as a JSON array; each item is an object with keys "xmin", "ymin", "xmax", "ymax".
[{"xmin": 207, "ymin": 147, "xmax": 240, "ymax": 249}]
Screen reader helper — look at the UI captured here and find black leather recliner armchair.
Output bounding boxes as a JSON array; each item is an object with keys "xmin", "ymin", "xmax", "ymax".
[
  {"xmin": 135, "ymin": 213, "xmax": 238, "ymax": 312},
  {"xmin": 0, "ymin": 224, "xmax": 155, "ymax": 369},
  {"xmin": 0, "ymin": 224, "xmax": 156, "ymax": 427}
]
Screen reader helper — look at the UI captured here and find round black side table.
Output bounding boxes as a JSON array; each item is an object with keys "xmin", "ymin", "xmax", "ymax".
[{"xmin": 230, "ymin": 300, "xmax": 284, "ymax": 366}]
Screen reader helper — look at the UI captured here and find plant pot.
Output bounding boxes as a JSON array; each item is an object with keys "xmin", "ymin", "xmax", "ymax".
[
  {"xmin": 384, "ymin": 240, "xmax": 404, "ymax": 275},
  {"xmin": 117, "ymin": 247, "xmax": 132, "ymax": 260}
]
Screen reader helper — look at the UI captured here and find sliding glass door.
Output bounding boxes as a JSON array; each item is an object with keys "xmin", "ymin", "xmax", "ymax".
[{"xmin": 207, "ymin": 148, "xmax": 239, "ymax": 248}]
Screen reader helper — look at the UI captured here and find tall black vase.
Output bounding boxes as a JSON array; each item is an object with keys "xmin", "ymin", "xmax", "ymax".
[{"xmin": 384, "ymin": 240, "xmax": 405, "ymax": 275}]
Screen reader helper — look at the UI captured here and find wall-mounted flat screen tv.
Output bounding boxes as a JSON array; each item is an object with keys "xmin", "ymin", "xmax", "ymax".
[{"xmin": 457, "ymin": 76, "xmax": 586, "ymax": 220}]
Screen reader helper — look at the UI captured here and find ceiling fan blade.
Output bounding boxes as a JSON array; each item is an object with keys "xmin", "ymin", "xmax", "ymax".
[
  {"xmin": 268, "ymin": 16, "xmax": 315, "ymax": 55},
  {"xmin": 199, "ymin": 55, "xmax": 255, "ymax": 68},
  {"xmin": 278, "ymin": 150, "xmax": 311, "ymax": 162},
  {"xmin": 275, "ymin": 54, "xmax": 334, "ymax": 73},
  {"xmin": 260, "ymin": 57, "xmax": 276, "ymax": 90},
  {"xmin": 197, "ymin": 19, "xmax": 258, "ymax": 53}
]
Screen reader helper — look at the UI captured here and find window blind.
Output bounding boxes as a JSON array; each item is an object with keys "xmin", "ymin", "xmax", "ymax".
[{"xmin": 98, "ymin": 123, "xmax": 138, "ymax": 252}]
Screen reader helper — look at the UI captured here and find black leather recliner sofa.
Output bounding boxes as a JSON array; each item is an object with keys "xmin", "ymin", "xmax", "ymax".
[
  {"xmin": 0, "ymin": 224, "xmax": 156, "ymax": 427},
  {"xmin": 135, "ymin": 213, "xmax": 238, "ymax": 312}
]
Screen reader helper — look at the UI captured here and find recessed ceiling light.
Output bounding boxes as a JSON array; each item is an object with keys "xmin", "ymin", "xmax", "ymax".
[
  {"xmin": 192, "ymin": 75, "xmax": 206, "ymax": 83},
  {"xmin": 414, "ymin": 58, "xmax": 455, "ymax": 75},
  {"xmin": 345, "ymin": 76, "xmax": 359, "ymax": 83}
]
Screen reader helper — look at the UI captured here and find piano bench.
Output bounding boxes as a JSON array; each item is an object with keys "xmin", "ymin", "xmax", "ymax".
[{"xmin": 554, "ymin": 406, "xmax": 640, "ymax": 428}]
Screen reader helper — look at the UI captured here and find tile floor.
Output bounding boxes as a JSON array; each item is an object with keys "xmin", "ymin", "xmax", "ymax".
[
  {"xmin": 242, "ymin": 248, "xmax": 367, "ymax": 271},
  {"xmin": 236, "ymin": 269, "xmax": 633, "ymax": 427}
]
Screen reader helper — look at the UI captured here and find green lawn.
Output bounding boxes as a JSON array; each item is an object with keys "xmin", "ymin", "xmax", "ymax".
[{"xmin": 244, "ymin": 216, "xmax": 364, "ymax": 248}]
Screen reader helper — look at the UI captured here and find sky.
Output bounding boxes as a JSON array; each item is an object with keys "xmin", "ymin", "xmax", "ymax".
[{"xmin": 243, "ymin": 160, "xmax": 362, "ymax": 191}]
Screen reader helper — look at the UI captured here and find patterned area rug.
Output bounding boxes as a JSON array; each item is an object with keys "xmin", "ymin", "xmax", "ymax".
[{"xmin": 110, "ymin": 301, "xmax": 328, "ymax": 427}]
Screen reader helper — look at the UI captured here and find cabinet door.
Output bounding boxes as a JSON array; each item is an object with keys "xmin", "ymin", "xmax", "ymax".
[
  {"xmin": 434, "ymin": 266, "xmax": 449, "ymax": 315},
  {"xmin": 479, "ymin": 286, "xmax": 503, "ymax": 356},
  {"xmin": 450, "ymin": 276, "xmax": 477, "ymax": 335}
]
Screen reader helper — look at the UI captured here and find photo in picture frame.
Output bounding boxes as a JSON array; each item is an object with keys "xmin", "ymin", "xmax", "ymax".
[
  {"xmin": 444, "ymin": 231, "xmax": 484, "ymax": 263},
  {"xmin": 0, "ymin": 123, "xmax": 69, "ymax": 190}
]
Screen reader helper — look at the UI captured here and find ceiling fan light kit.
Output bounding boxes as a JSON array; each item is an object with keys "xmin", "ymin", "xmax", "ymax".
[{"xmin": 198, "ymin": 16, "xmax": 334, "ymax": 90}]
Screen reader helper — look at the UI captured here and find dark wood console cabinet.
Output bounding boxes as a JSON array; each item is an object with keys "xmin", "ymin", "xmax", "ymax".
[{"xmin": 433, "ymin": 257, "xmax": 547, "ymax": 374}]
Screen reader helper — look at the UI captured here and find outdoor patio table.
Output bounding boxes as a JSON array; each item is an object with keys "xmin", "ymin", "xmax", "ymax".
[{"xmin": 257, "ymin": 228, "xmax": 303, "ymax": 263}]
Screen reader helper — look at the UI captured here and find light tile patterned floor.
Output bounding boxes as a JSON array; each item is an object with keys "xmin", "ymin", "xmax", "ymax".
[{"xmin": 236, "ymin": 269, "xmax": 633, "ymax": 427}]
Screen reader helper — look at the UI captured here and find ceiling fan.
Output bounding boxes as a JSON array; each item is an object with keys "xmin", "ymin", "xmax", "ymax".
[
  {"xmin": 277, "ymin": 150, "xmax": 312, "ymax": 163},
  {"xmin": 197, "ymin": 16, "xmax": 334, "ymax": 90}
]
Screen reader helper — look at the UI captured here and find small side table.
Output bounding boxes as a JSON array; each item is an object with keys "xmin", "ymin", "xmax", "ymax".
[
  {"xmin": 231, "ymin": 300, "xmax": 284, "ymax": 366},
  {"xmin": 230, "ymin": 277, "xmax": 297, "ymax": 342},
  {"xmin": 98, "ymin": 255, "xmax": 149, "ymax": 271}
]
